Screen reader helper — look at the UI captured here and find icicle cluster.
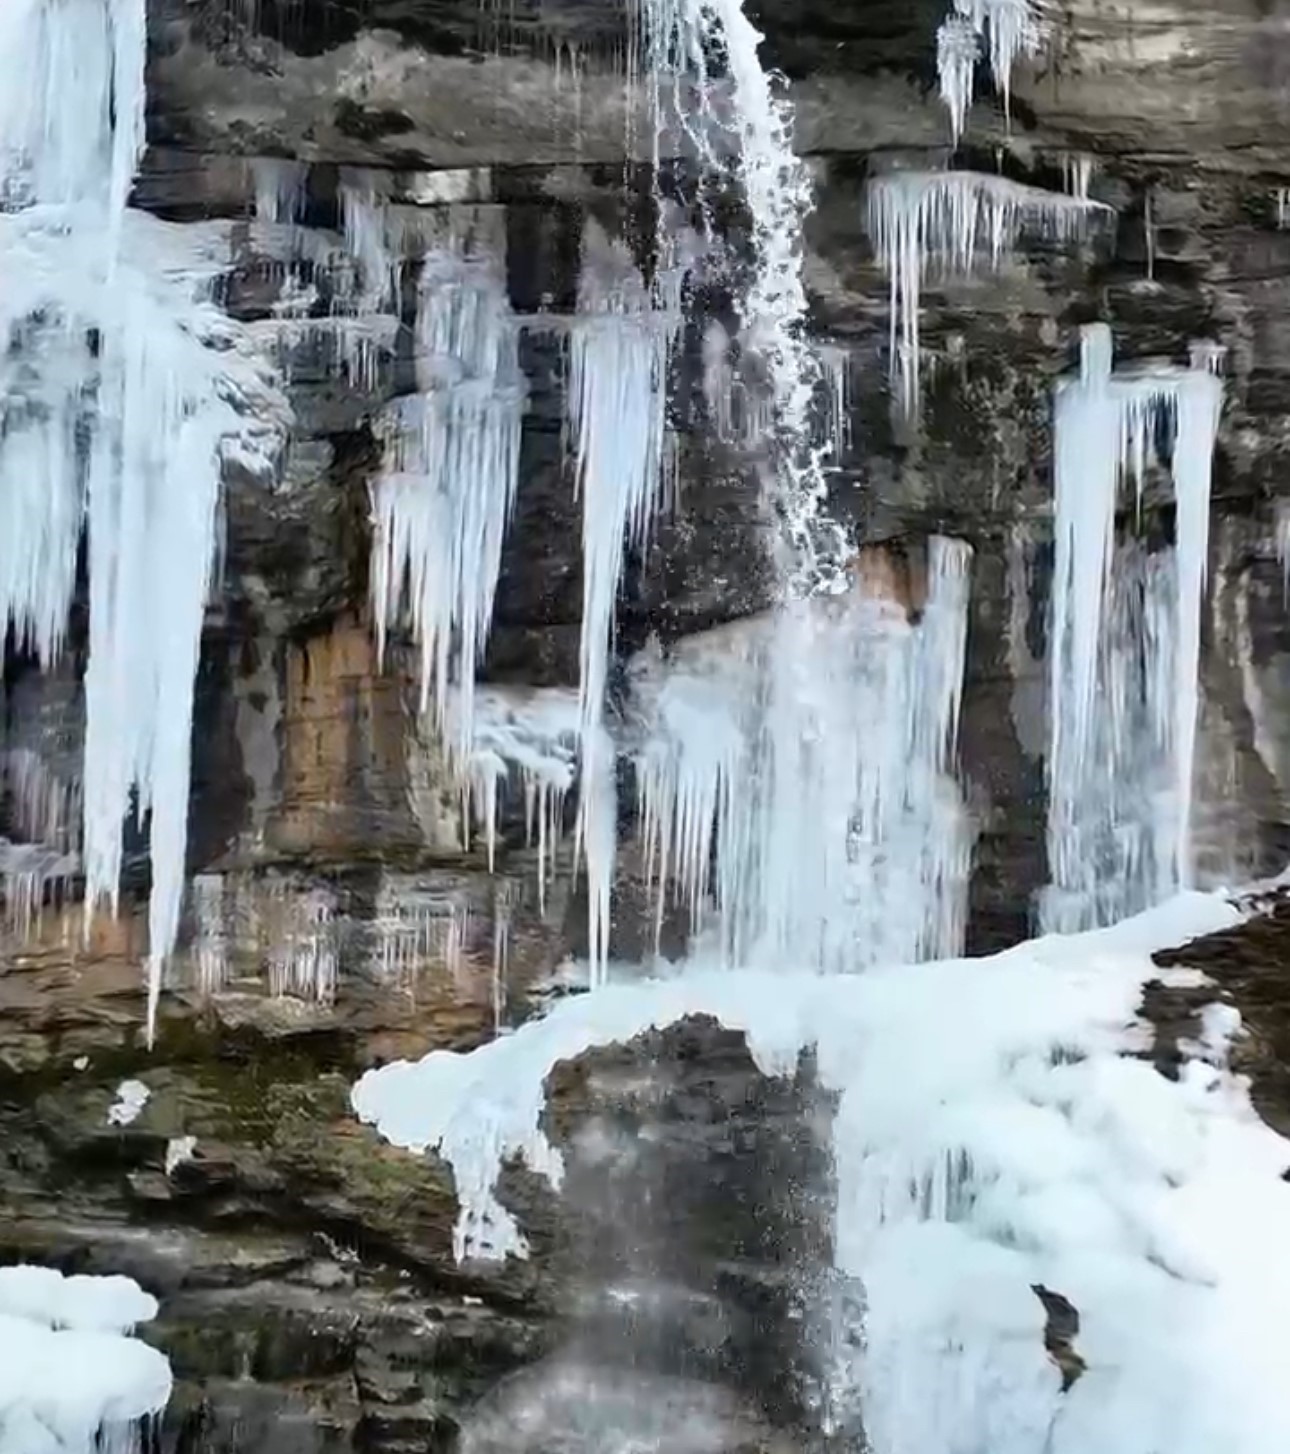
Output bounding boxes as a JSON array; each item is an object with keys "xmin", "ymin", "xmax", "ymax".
[
  {"xmin": 866, "ymin": 170, "xmax": 1107, "ymax": 414},
  {"xmin": 1044, "ymin": 323, "xmax": 1224, "ymax": 932},
  {"xmin": 631, "ymin": 539, "xmax": 974, "ymax": 972},
  {"xmin": 369, "ymin": 209, "xmax": 526, "ymax": 761},
  {"xmin": 935, "ymin": 0, "xmax": 1045, "ymax": 143},
  {"xmin": 1, "ymin": 0, "xmax": 288, "ymax": 1035}
]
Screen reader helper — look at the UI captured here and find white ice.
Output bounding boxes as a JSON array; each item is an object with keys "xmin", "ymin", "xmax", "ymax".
[
  {"xmin": 1045, "ymin": 324, "xmax": 1223, "ymax": 931},
  {"xmin": 106, "ymin": 1079, "xmax": 150, "ymax": 1126},
  {"xmin": 0, "ymin": 1264, "xmax": 171, "ymax": 1454},
  {"xmin": 2, "ymin": 3, "xmax": 289, "ymax": 1039},
  {"xmin": 628, "ymin": 538, "xmax": 973, "ymax": 972},
  {"xmin": 936, "ymin": 0, "xmax": 1045, "ymax": 140},
  {"xmin": 352, "ymin": 886, "xmax": 1290, "ymax": 1454},
  {"xmin": 369, "ymin": 209, "xmax": 525, "ymax": 760}
]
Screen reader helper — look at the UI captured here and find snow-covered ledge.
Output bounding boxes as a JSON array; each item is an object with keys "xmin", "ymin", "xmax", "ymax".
[{"xmin": 353, "ymin": 888, "xmax": 1290, "ymax": 1454}]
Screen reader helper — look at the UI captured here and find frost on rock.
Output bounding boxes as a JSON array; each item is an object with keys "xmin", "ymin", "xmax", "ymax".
[
  {"xmin": 866, "ymin": 169, "xmax": 1107, "ymax": 413},
  {"xmin": 1045, "ymin": 324, "xmax": 1224, "ymax": 933},
  {"xmin": 0, "ymin": 1264, "xmax": 171, "ymax": 1453},
  {"xmin": 369, "ymin": 208, "xmax": 525, "ymax": 761},
  {"xmin": 353, "ymin": 888, "xmax": 1290, "ymax": 1454},
  {"xmin": 629, "ymin": 538, "xmax": 973, "ymax": 971},
  {"xmin": 1, "ymin": 1, "xmax": 290, "ymax": 1038}
]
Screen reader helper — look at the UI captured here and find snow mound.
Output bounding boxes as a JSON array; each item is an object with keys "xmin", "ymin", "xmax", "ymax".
[
  {"xmin": 353, "ymin": 888, "xmax": 1290, "ymax": 1454},
  {"xmin": 0, "ymin": 1265, "xmax": 171, "ymax": 1453}
]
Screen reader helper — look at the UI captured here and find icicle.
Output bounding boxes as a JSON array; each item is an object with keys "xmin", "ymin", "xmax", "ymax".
[
  {"xmin": 1171, "ymin": 363, "xmax": 1223, "ymax": 885},
  {"xmin": 566, "ymin": 220, "xmax": 679, "ymax": 981},
  {"xmin": 189, "ymin": 874, "xmax": 228, "ymax": 995},
  {"xmin": 934, "ymin": 0, "xmax": 1044, "ymax": 140},
  {"xmin": 251, "ymin": 157, "xmax": 309, "ymax": 225},
  {"xmin": 1276, "ymin": 501, "xmax": 1290, "ymax": 601},
  {"xmin": 866, "ymin": 170, "xmax": 1108, "ymax": 413},
  {"xmin": 1062, "ymin": 153, "xmax": 1094, "ymax": 201},
  {"xmin": 1044, "ymin": 325, "xmax": 1223, "ymax": 930},
  {"xmin": 937, "ymin": 16, "xmax": 980, "ymax": 145},
  {"xmin": 265, "ymin": 882, "xmax": 339, "ymax": 1003},
  {"xmin": 369, "ymin": 216, "xmax": 525, "ymax": 759},
  {"xmin": 818, "ymin": 343, "xmax": 852, "ymax": 460}
]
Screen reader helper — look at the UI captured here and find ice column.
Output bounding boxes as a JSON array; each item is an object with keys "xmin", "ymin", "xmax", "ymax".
[{"xmin": 1044, "ymin": 324, "xmax": 1223, "ymax": 931}]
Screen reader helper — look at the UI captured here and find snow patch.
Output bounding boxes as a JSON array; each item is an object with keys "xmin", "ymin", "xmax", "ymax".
[{"xmin": 106, "ymin": 1080, "xmax": 149, "ymax": 1127}]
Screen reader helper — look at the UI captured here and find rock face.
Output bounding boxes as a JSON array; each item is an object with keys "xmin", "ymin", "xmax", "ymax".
[
  {"xmin": 7, "ymin": 0, "xmax": 1290, "ymax": 1447},
  {"xmin": 0, "ymin": 942, "xmax": 839, "ymax": 1450}
]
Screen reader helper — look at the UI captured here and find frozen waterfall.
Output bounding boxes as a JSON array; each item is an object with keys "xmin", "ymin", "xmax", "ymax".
[
  {"xmin": 630, "ymin": 537, "xmax": 973, "ymax": 972},
  {"xmin": 1, "ymin": 0, "xmax": 287, "ymax": 1035},
  {"xmin": 1044, "ymin": 324, "xmax": 1223, "ymax": 932}
]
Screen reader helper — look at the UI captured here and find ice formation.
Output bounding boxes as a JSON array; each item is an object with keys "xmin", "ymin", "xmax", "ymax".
[
  {"xmin": 1, "ymin": 0, "xmax": 288, "ymax": 1036},
  {"xmin": 629, "ymin": 538, "xmax": 973, "ymax": 971},
  {"xmin": 106, "ymin": 1078, "xmax": 150, "ymax": 1126},
  {"xmin": 1044, "ymin": 324, "xmax": 1224, "ymax": 932},
  {"xmin": 353, "ymin": 888, "xmax": 1290, "ymax": 1454},
  {"xmin": 935, "ymin": 0, "xmax": 1045, "ymax": 141},
  {"xmin": 566, "ymin": 220, "xmax": 682, "ymax": 982},
  {"xmin": 458, "ymin": 685, "xmax": 582, "ymax": 907},
  {"xmin": 369, "ymin": 209, "xmax": 526, "ymax": 759},
  {"xmin": 265, "ymin": 883, "xmax": 341, "ymax": 1003},
  {"xmin": 0, "ymin": 1263, "xmax": 172, "ymax": 1452},
  {"xmin": 866, "ymin": 170, "xmax": 1106, "ymax": 412}
]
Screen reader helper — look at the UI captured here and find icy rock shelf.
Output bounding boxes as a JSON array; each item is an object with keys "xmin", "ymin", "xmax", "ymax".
[{"xmin": 354, "ymin": 888, "xmax": 1290, "ymax": 1454}]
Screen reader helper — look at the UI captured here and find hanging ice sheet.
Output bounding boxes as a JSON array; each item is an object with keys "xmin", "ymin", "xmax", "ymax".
[
  {"xmin": 1044, "ymin": 324, "xmax": 1223, "ymax": 932},
  {"xmin": 630, "ymin": 538, "xmax": 974, "ymax": 973},
  {"xmin": 865, "ymin": 169, "xmax": 1107, "ymax": 414}
]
